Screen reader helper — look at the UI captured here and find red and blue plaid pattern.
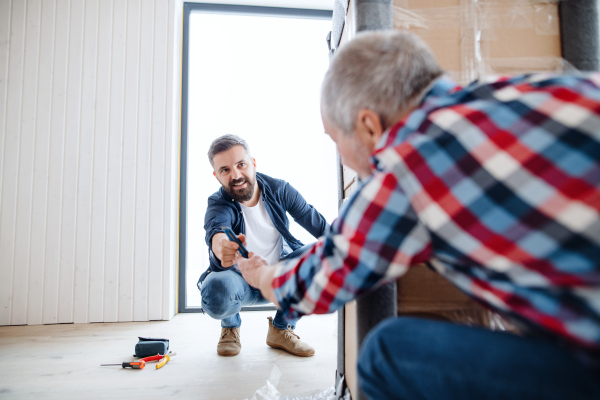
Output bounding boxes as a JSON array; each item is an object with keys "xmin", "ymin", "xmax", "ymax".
[{"xmin": 273, "ymin": 74, "xmax": 600, "ymax": 350}]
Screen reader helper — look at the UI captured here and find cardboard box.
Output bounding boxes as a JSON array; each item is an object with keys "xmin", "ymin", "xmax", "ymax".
[
  {"xmin": 394, "ymin": 0, "xmax": 564, "ymax": 84},
  {"xmin": 397, "ymin": 264, "xmax": 491, "ymax": 326}
]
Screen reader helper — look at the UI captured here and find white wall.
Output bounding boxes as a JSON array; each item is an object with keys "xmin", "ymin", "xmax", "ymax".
[{"xmin": 0, "ymin": 0, "xmax": 182, "ymax": 325}]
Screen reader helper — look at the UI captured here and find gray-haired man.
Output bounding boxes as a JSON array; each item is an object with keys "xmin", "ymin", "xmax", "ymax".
[
  {"xmin": 199, "ymin": 134, "xmax": 329, "ymax": 357},
  {"xmin": 239, "ymin": 31, "xmax": 600, "ymax": 399}
]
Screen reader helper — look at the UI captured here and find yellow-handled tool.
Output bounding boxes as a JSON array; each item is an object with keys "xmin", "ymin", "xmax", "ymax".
[{"xmin": 156, "ymin": 355, "xmax": 170, "ymax": 369}]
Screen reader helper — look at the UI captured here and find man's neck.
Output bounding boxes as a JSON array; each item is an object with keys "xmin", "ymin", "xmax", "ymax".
[{"xmin": 240, "ymin": 184, "xmax": 261, "ymax": 208}]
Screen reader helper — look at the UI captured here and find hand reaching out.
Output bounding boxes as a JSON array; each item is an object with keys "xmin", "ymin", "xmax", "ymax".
[
  {"xmin": 238, "ymin": 252, "xmax": 279, "ymax": 306},
  {"xmin": 211, "ymin": 232, "xmax": 246, "ymax": 268}
]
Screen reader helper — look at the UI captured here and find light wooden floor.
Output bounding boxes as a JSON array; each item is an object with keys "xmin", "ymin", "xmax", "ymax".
[{"xmin": 0, "ymin": 311, "xmax": 338, "ymax": 400}]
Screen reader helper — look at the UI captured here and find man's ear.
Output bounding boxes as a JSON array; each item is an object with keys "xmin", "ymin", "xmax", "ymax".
[
  {"xmin": 355, "ymin": 109, "xmax": 384, "ymax": 151},
  {"xmin": 252, "ymin": 158, "xmax": 256, "ymax": 168},
  {"xmin": 213, "ymin": 171, "xmax": 219, "ymax": 181}
]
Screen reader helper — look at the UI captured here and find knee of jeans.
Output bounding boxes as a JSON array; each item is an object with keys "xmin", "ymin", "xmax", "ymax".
[
  {"xmin": 201, "ymin": 279, "xmax": 237, "ymax": 319},
  {"xmin": 358, "ymin": 318, "xmax": 399, "ymax": 380}
]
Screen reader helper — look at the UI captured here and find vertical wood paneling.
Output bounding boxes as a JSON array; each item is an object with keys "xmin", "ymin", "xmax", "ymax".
[
  {"xmin": 149, "ymin": 0, "xmax": 169, "ymax": 321},
  {"xmin": 118, "ymin": 0, "xmax": 141, "ymax": 322},
  {"xmin": 73, "ymin": 0, "xmax": 99, "ymax": 324},
  {"xmin": 58, "ymin": 0, "xmax": 84, "ymax": 324},
  {"xmin": 43, "ymin": 0, "xmax": 69, "ymax": 325},
  {"xmin": 104, "ymin": 0, "xmax": 128, "ymax": 323},
  {"xmin": 0, "ymin": 0, "xmax": 25, "ymax": 326},
  {"xmin": 133, "ymin": 0, "xmax": 154, "ymax": 321},
  {"xmin": 164, "ymin": 0, "xmax": 181, "ymax": 320},
  {"xmin": 0, "ymin": 0, "xmax": 12, "ymax": 248},
  {"xmin": 3, "ymin": 0, "xmax": 180, "ymax": 326},
  {"xmin": 12, "ymin": 0, "xmax": 42, "ymax": 325},
  {"xmin": 28, "ymin": 0, "xmax": 56, "ymax": 326},
  {"xmin": 89, "ymin": 0, "xmax": 113, "ymax": 324}
]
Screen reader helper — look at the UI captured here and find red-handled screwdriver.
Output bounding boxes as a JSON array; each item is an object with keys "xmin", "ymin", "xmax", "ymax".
[{"xmin": 101, "ymin": 360, "xmax": 146, "ymax": 369}]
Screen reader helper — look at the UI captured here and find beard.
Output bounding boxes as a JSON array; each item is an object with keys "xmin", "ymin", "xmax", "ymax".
[{"xmin": 225, "ymin": 174, "xmax": 256, "ymax": 203}]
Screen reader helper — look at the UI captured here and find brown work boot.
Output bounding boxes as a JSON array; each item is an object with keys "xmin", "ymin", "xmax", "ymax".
[
  {"xmin": 217, "ymin": 327, "xmax": 241, "ymax": 356},
  {"xmin": 265, "ymin": 316, "xmax": 315, "ymax": 357}
]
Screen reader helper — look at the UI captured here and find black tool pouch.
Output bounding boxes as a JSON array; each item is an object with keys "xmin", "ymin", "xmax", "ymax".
[{"xmin": 134, "ymin": 337, "xmax": 169, "ymax": 358}]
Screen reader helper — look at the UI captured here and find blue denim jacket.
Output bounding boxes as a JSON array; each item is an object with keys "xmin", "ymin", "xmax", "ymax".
[{"xmin": 198, "ymin": 172, "xmax": 329, "ymax": 285}]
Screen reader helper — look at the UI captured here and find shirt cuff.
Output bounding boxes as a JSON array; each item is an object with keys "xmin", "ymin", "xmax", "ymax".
[{"xmin": 272, "ymin": 258, "xmax": 303, "ymax": 319}]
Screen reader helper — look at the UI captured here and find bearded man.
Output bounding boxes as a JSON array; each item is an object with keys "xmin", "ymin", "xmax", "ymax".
[{"xmin": 198, "ymin": 134, "xmax": 329, "ymax": 357}]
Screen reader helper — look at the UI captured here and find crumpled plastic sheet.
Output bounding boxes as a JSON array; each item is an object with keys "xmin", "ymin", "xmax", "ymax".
[{"xmin": 244, "ymin": 366, "xmax": 349, "ymax": 400}]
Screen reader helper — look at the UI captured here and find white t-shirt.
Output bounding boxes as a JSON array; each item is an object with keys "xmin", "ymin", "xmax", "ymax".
[{"xmin": 239, "ymin": 193, "xmax": 283, "ymax": 267}]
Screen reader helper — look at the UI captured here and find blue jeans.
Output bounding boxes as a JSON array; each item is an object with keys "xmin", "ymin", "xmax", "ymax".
[
  {"xmin": 199, "ymin": 245, "xmax": 311, "ymax": 330},
  {"xmin": 358, "ymin": 317, "xmax": 600, "ymax": 400}
]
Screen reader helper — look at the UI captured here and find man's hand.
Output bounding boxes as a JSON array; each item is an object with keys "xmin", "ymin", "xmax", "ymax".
[
  {"xmin": 212, "ymin": 232, "xmax": 246, "ymax": 268},
  {"xmin": 238, "ymin": 252, "xmax": 279, "ymax": 306}
]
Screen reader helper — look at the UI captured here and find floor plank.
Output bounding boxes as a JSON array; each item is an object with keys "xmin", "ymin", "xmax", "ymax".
[{"xmin": 0, "ymin": 311, "xmax": 338, "ymax": 399}]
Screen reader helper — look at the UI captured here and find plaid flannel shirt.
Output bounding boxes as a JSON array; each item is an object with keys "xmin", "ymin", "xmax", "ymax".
[{"xmin": 273, "ymin": 74, "xmax": 600, "ymax": 350}]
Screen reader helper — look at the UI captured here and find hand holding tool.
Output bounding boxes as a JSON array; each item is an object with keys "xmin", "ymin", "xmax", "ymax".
[
  {"xmin": 101, "ymin": 361, "xmax": 146, "ymax": 369},
  {"xmin": 222, "ymin": 226, "xmax": 249, "ymax": 258}
]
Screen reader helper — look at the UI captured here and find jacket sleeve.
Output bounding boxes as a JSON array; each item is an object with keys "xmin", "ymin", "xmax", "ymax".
[
  {"xmin": 204, "ymin": 196, "xmax": 237, "ymax": 265},
  {"xmin": 283, "ymin": 182, "xmax": 330, "ymax": 238}
]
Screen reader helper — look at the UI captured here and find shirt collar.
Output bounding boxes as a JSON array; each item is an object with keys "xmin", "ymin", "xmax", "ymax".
[{"xmin": 370, "ymin": 75, "xmax": 460, "ymax": 171}]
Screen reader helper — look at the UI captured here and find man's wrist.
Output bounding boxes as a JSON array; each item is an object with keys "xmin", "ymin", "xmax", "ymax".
[{"xmin": 259, "ymin": 266, "xmax": 279, "ymax": 307}]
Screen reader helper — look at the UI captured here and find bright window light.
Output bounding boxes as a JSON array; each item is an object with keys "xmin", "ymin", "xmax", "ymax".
[{"xmin": 186, "ymin": 11, "xmax": 337, "ymax": 307}]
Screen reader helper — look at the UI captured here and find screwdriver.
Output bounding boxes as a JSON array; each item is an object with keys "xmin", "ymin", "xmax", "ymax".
[{"xmin": 101, "ymin": 360, "xmax": 146, "ymax": 369}]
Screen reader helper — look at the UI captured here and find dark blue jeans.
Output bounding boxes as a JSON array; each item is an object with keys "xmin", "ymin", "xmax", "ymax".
[
  {"xmin": 358, "ymin": 317, "xmax": 600, "ymax": 400},
  {"xmin": 199, "ymin": 244, "xmax": 312, "ymax": 330}
]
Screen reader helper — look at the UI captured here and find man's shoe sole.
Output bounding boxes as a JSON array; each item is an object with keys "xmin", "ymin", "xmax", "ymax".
[
  {"xmin": 217, "ymin": 350, "xmax": 240, "ymax": 356},
  {"xmin": 266, "ymin": 341, "xmax": 315, "ymax": 357}
]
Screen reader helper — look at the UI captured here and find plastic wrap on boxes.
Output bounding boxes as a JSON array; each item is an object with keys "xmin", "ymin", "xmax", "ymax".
[
  {"xmin": 393, "ymin": 0, "xmax": 573, "ymax": 85},
  {"xmin": 244, "ymin": 366, "xmax": 350, "ymax": 400}
]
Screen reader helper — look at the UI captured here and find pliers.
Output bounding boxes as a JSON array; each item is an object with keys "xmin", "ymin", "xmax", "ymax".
[{"xmin": 139, "ymin": 351, "xmax": 175, "ymax": 369}]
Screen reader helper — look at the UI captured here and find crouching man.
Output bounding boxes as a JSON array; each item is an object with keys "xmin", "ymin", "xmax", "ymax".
[
  {"xmin": 239, "ymin": 31, "xmax": 600, "ymax": 399},
  {"xmin": 198, "ymin": 134, "xmax": 329, "ymax": 357}
]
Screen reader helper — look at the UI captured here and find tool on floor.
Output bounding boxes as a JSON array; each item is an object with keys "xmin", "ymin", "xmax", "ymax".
[
  {"xmin": 156, "ymin": 355, "xmax": 170, "ymax": 370},
  {"xmin": 101, "ymin": 361, "xmax": 146, "ymax": 369},
  {"xmin": 134, "ymin": 337, "xmax": 170, "ymax": 358},
  {"xmin": 139, "ymin": 354, "xmax": 164, "ymax": 363}
]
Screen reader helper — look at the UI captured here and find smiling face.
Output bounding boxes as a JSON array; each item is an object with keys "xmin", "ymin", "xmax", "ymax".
[{"xmin": 212, "ymin": 145, "xmax": 257, "ymax": 204}]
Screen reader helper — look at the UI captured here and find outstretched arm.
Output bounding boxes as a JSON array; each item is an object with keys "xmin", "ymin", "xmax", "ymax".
[{"xmin": 240, "ymin": 170, "xmax": 432, "ymax": 319}]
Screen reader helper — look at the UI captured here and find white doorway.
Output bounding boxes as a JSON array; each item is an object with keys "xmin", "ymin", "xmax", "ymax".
[{"xmin": 181, "ymin": 5, "xmax": 338, "ymax": 310}]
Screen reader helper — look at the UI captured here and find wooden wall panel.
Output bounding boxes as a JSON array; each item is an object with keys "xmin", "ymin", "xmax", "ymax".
[
  {"xmin": 0, "ymin": 0, "xmax": 181, "ymax": 326},
  {"xmin": 119, "ymin": 0, "xmax": 141, "ymax": 323},
  {"xmin": 89, "ymin": 0, "xmax": 113, "ymax": 324},
  {"xmin": 0, "ymin": 0, "xmax": 10, "ymax": 219},
  {"xmin": 43, "ymin": 0, "xmax": 69, "ymax": 325},
  {"xmin": 163, "ymin": 0, "xmax": 182, "ymax": 321},
  {"xmin": 149, "ymin": 0, "xmax": 169, "ymax": 321},
  {"xmin": 0, "ymin": 0, "xmax": 25, "ymax": 326},
  {"xmin": 28, "ymin": 0, "xmax": 56, "ymax": 326},
  {"xmin": 133, "ymin": 0, "xmax": 155, "ymax": 322},
  {"xmin": 104, "ymin": 0, "xmax": 127, "ymax": 323},
  {"xmin": 73, "ymin": 0, "xmax": 99, "ymax": 324},
  {"xmin": 57, "ymin": 0, "xmax": 84, "ymax": 324},
  {"xmin": 12, "ymin": 0, "xmax": 42, "ymax": 326}
]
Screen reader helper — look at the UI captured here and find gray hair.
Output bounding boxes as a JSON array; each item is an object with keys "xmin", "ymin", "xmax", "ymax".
[
  {"xmin": 208, "ymin": 134, "xmax": 251, "ymax": 166},
  {"xmin": 321, "ymin": 31, "xmax": 443, "ymax": 135}
]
